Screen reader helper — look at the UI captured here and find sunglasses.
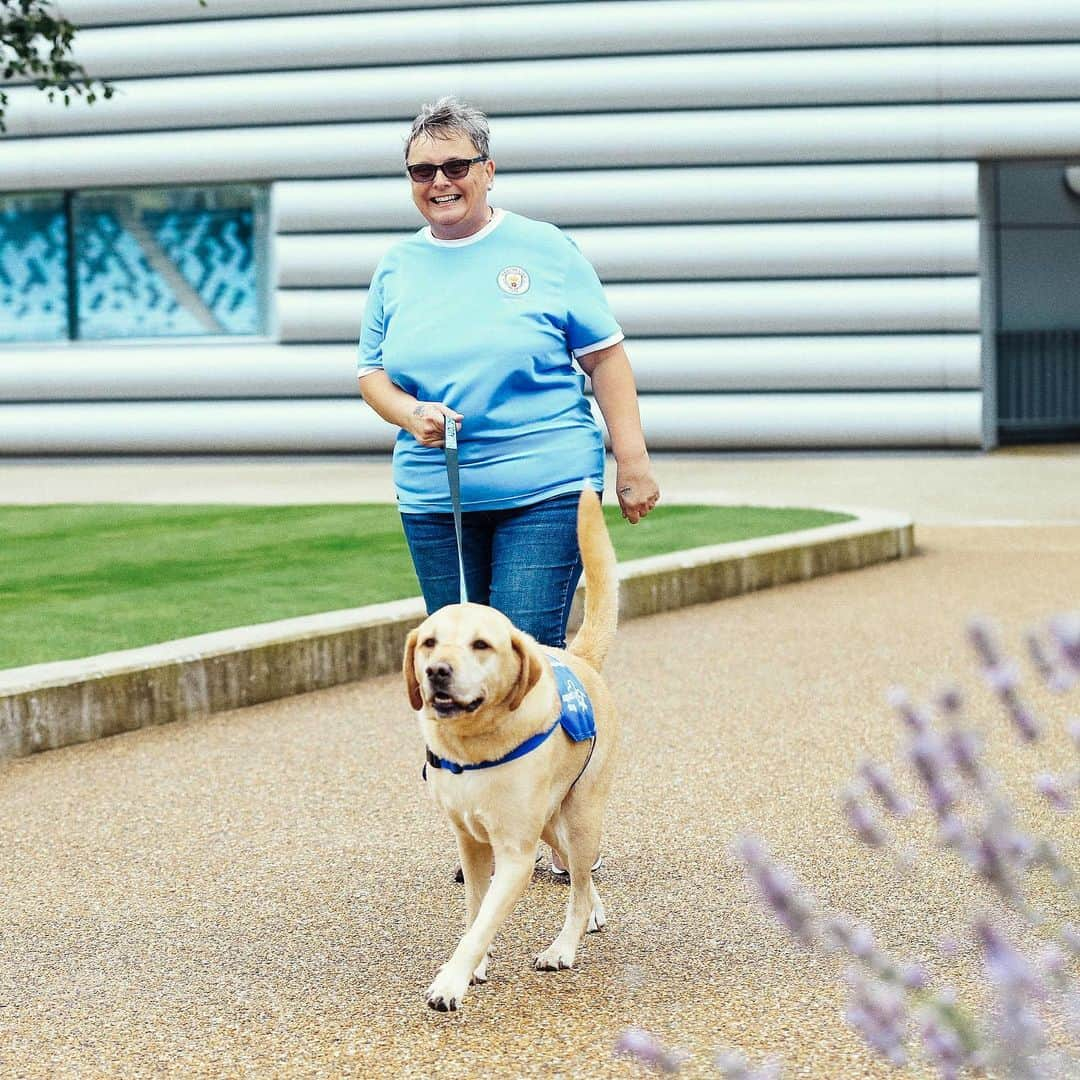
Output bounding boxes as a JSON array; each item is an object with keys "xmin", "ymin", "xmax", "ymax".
[{"xmin": 406, "ymin": 155, "xmax": 488, "ymax": 183}]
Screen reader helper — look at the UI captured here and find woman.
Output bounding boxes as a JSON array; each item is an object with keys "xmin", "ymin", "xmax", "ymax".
[{"xmin": 358, "ymin": 95, "xmax": 659, "ymax": 659}]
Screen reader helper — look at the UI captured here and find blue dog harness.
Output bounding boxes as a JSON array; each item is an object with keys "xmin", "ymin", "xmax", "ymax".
[{"xmin": 423, "ymin": 655, "xmax": 596, "ymax": 778}]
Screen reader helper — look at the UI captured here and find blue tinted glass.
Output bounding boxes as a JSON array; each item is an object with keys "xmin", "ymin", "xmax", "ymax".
[
  {"xmin": 0, "ymin": 193, "xmax": 68, "ymax": 343},
  {"xmin": 74, "ymin": 186, "xmax": 261, "ymax": 339}
]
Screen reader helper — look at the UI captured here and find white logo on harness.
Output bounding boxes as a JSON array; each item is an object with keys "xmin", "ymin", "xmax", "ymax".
[{"xmin": 497, "ymin": 266, "xmax": 530, "ymax": 295}]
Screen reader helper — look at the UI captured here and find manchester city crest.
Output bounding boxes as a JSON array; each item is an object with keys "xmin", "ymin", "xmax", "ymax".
[{"xmin": 497, "ymin": 266, "xmax": 530, "ymax": 295}]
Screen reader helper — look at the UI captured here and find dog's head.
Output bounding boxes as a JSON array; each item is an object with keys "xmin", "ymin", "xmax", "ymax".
[{"xmin": 403, "ymin": 603, "xmax": 544, "ymax": 720}]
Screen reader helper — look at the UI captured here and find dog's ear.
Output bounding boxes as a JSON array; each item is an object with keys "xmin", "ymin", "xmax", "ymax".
[
  {"xmin": 403, "ymin": 628, "xmax": 423, "ymax": 711},
  {"xmin": 506, "ymin": 631, "xmax": 544, "ymax": 712}
]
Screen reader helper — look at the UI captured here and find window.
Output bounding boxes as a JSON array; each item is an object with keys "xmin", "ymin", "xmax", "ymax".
[{"xmin": 0, "ymin": 185, "xmax": 268, "ymax": 343}]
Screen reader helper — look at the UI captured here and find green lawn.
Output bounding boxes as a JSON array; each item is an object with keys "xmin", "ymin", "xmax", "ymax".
[{"xmin": 2, "ymin": 503, "xmax": 852, "ymax": 669}]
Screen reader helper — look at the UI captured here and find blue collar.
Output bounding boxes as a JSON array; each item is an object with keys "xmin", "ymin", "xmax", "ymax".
[{"xmin": 423, "ymin": 655, "xmax": 596, "ymax": 777}]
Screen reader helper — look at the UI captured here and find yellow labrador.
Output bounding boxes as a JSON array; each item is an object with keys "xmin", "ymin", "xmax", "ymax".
[{"xmin": 403, "ymin": 487, "xmax": 620, "ymax": 1011}]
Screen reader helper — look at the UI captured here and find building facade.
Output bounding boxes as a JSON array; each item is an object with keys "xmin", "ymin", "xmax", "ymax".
[{"xmin": 1, "ymin": 0, "xmax": 1079, "ymax": 453}]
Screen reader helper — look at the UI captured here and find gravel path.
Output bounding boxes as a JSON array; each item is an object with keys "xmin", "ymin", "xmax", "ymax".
[{"xmin": 1, "ymin": 525, "xmax": 1077, "ymax": 1079}]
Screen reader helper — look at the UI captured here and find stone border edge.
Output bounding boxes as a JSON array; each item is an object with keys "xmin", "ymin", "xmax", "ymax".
[{"xmin": 0, "ymin": 512, "xmax": 913, "ymax": 761}]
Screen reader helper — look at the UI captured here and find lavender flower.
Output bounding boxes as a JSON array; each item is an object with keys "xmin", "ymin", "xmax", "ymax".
[
  {"xmin": 843, "ymin": 967, "xmax": 909, "ymax": 1066},
  {"xmin": 735, "ymin": 836, "xmax": 818, "ymax": 945},
  {"xmin": 887, "ymin": 685, "xmax": 930, "ymax": 732},
  {"xmin": 858, "ymin": 760, "xmax": 914, "ymax": 817},
  {"xmin": 1026, "ymin": 630, "xmax": 1074, "ymax": 693},
  {"xmin": 842, "ymin": 786, "xmax": 890, "ymax": 848},
  {"xmin": 1007, "ymin": 700, "xmax": 1041, "ymax": 743},
  {"xmin": 1035, "ymin": 772, "xmax": 1075, "ymax": 813},
  {"xmin": 908, "ymin": 730, "xmax": 957, "ymax": 819},
  {"xmin": 936, "ymin": 683, "xmax": 964, "ymax": 716},
  {"xmin": 976, "ymin": 921, "xmax": 1050, "ymax": 1079},
  {"xmin": 943, "ymin": 727, "xmax": 986, "ymax": 788},
  {"xmin": 614, "ymin": 1028, "xmax": 688, "ymax": 1073},
  {"xmin": 822, "ymin": 916, "xmax": 878, "ymax": 963},
  {"xmin": 1068, "ymin": 718, "xmax": 1080, "ymax": 750},
  {"xmin": 968, "ymin": 615, "xmax": 1002, "ymax": 667},
  {"xmin": 917, "ymin": 1000, "xmax": 975, "ymax": 1080},
  {"xmin": 1049, "ymin": 613, "xmax": 1080, "ymax": 672},
  {"xmin": 713, "ymin": 1049, "xmax": 783, "ymax": 1079}
]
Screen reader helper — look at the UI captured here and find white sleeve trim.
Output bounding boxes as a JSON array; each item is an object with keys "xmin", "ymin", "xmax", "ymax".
[
  {"xmin": 572, "ymin": 330, "xmax": 624, "ymax": 360},
  {"xmin": 357, "ymin": 365, "xmax": 383, "ymax": 379}
]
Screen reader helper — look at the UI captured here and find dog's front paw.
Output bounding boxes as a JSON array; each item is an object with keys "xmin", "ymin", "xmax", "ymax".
[
  {"xmin": 588, "ymin": 906, "xmax": 606, "ymax": 933},
  {"xmin": 426, "ymin": 967, "xmax": 469, "ymax": 1012},
  {"xmin": 534, "ymin": 943, "xmax": 576, "ymax": 972}
]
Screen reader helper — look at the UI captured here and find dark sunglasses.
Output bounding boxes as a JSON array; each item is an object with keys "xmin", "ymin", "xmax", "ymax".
[{"xmin": 405, "ymin": 155, "xmax": 488, "ymax": 183}]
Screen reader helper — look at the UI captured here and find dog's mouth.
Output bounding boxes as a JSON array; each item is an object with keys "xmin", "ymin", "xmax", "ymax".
[{"xmin": 430, "ymin": 691, "xmax": 485, "ymax": 718}]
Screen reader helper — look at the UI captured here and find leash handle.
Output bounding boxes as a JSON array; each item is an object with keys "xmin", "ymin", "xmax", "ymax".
[{"xmin": 443, "ymin": 417, "xmax": 469, "ymax": 604}]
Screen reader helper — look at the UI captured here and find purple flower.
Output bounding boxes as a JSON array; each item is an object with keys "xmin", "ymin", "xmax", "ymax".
[
  {"xmin": 1049, "ymin": 612, "xmax": 1080, "ymax": 672},
  {"xmin": 842, "ymin": 787, "xmax": 889, "ymax": 848},
  {"xmin": 1007, "ymin": 700, "xmax": 1041, "ymax": 743},
  {"xmin": 917, "ymin": 1002, "xmax": 972, "ymax": 1080},
  {"xmin": 908, "ymin": 730, "xmax": 957, "ymax": 818},
  {"xmin": 944, "ymin": 727, "xmax": 985, "ymax": 787},
  {"xmin": 713, "ymin": 1049, "xmax": 782, "ymax": 1079},
  {"xmin": 858, "ymin": 760, "xmax": 914, "ymax": 817},
  {"xmin": 843, "ymin": 967, "xmax": 909, "ymax": 1066},
  {"xmin": 984, "ymin": 660, "xmax": 1021, "ymax": 695},
  {"xmin": 936, "ymin": 683, "xmax": 964, "ymax": 715},
  {"xmin": 887, "ymin": 685, "xmax": 930, "ymax": 732},
  {"xmin": 1061, "ymin": 924, "xmax": 1080, "ymax": 956},
  {"xmin": 968, "ymin": 616, "xmax": 1002, "ymax": 667},
  {"xmin": 1035, "ymin": 772, "xmax": 1074, "ymax": 813},
  {"xmin": 823, "ymin": 916, "xmax": 878, "ymax": 963},
  {"xmin": 1068, "ymin": 718, "xmax": 1080, "ymax": 750},
  {"xmin": 614, "ymin": 1028, "xmax": 688, "ymax": 1073},
  {"xmin": 735, "ymin": 836, "xmax": 818, "ymax": 945}
]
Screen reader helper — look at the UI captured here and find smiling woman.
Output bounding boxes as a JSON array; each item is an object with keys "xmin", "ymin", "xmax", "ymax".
[{"xmin": 356, "ymin": 96, "xmax": 660, "ymax": 655}]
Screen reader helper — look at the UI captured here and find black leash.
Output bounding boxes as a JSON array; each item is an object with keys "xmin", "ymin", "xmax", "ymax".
[{"xmin": 444, "ymin": 418, "xmax": 469, "ymax": 604}]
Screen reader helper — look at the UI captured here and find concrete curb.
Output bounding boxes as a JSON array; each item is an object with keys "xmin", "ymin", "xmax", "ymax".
[{"xmin": 0, "ymin": 512, "xmax": 913, "ymax": 761}]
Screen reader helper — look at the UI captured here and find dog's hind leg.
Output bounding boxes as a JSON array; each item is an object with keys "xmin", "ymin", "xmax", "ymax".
[{"xmin": 535, "ymin": 817, "xmax": 602, "ymax": 971}]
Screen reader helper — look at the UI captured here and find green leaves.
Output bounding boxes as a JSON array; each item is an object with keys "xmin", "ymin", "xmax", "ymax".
[{"xmin": 0, "ymin": 0, "xmax": 114, "ymax": 131}]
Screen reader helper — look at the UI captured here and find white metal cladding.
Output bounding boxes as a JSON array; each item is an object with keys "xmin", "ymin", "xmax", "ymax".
[
  {"xmin": 7, "ymin": 104, "xmax": 1080, "ymax": 190},
  {"xmin": 45, "ymin": 2, "xmax": 1080, "ymax": 80},
  {"xmin": 277, "ymin": 222, "xmax": 979, "ymax": 287},
  {"xmin": 10, "ymin": 45, "xmax": 1080, "ymax": 137},
  {"xmin": 7, "ymin": 0, "xmax": 1080, "ymax": 452},
  {"xmin": 54, "ymin": 0, "xmax": 567, "ymax": 25},
  {"xmin": 0, "ymin": 393, "xmax": 982, "ymax": 452},
  {"xmin": 275, "ymin": 164, "xmax": 979, "ymax": 231},
  {"xmin": 0, "ymin": 338, "xmax": 980, "ymax": 400},
  {"xmin": 277, "ymin": 279, "xmax": 981, "ymax": 342}
]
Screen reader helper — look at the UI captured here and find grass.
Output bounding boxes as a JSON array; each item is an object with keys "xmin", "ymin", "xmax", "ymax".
[{"xmin": 1, "ymin": 503, "xmax": 852, "ymax": 669}]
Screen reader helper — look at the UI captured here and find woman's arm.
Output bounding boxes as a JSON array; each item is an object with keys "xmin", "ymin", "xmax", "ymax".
[
  {"xmin": 577, "ymin": 342, "xmax": 660, "ymax": 523},
  {"xmin": 358, "ymin": 370, "xmax": 463, "ymax": 447}
]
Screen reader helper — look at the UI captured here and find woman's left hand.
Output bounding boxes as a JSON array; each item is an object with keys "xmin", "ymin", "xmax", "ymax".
[{"xmin": 615, "ymin": 454, "xmax": 660, "ymax": 524}]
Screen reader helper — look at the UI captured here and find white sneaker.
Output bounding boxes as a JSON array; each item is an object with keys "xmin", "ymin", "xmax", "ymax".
[{"xmin": 550, "ymin": 854, "xmax": 603, "ymax": 878}]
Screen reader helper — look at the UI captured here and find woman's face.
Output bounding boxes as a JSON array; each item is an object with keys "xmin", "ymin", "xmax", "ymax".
[{"xmin": 406, "ymin": 131, "xmax": 495, "ymax": 240}]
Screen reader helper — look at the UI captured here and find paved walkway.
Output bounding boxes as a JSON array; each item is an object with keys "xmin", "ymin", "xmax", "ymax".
[
  {"xmin": 2, "ymin": 444, "xmax": 1079, "ymax": 522},
  {"xmin": 1, "ymin": 451, "xmax": 1077, "ymax": 1077}
]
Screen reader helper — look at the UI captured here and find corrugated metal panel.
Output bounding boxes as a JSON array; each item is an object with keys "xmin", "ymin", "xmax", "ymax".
[
  {"xmin": 49, "ymin": 1, "xmax": 1080, "ymax": 79},
  {"xmin": 996, "ymin": 331, "xmax": 1080, "ymax": 440},
  {"xmin": 0, "ymin": 336, "xmax": 981, "ymax": 399},
  {"xmin": 276, "ymin": 164, "xmax": 979, "ymax": 231},
  {"xmin": 8, "ymin": 45, "xmax": 1080, "ymax": 137},
  {"xmin": 5, "ymin": 104, "xmax": 1080, "ymax": 190},
  {"xmin": 0, "ymin": 393, "xmax": 983, "ymax": 452}
]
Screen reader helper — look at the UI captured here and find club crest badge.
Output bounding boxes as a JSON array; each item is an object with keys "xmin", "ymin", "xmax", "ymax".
[{"xmin": 497, "ymin": 266, "xmax": 530, "ymax": 295}]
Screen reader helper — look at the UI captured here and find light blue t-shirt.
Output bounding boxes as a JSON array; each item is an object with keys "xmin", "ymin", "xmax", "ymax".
[{"xmin": 358, "ymin": 210, "xmax": 622, "ymax": 513}]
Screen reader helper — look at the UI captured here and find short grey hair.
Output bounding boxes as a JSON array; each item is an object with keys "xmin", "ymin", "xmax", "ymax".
[{"xmin": 405, "ymin": 97, "xmax": 491, "ymax": 161}]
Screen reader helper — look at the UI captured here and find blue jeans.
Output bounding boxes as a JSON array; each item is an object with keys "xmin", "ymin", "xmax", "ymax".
[{"xmin": 400, "ymin": 491, "xmax": 587, "ymax": 649}]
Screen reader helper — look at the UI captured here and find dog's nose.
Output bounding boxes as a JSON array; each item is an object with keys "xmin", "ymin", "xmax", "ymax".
[{"xmin": 427, "ymin": 661, "xmax": 453, "ymax": 684}]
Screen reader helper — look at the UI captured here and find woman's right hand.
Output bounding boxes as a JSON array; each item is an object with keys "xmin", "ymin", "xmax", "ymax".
[{"xmin": 406, "ymin": 402, "xmax": 464, "ymax": 447}]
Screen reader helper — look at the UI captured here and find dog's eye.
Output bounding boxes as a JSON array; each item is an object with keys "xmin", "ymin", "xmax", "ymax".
[
  {"xmin": 422, "ymin": 637, "xmax": 436, "ymax": 649},
  {"xmin": 471, "ymin": 639, "xmax": 491, "ymax": 651}
]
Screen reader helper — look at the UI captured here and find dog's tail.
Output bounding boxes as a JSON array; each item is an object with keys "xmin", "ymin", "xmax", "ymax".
[{"xmin": 568, "ymin": 486, "xmax": 618, "ymax": 671}]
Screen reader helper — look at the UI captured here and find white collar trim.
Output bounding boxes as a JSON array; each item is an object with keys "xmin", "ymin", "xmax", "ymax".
[{"xmin": 425, "ymin": 208, "xmax": 505, "ymax": 247}]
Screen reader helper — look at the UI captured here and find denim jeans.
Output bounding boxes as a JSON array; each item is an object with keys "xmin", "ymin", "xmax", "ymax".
[{"xmin": 400, "ymin": 491, "xmax": 587, "ymax": 648}]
